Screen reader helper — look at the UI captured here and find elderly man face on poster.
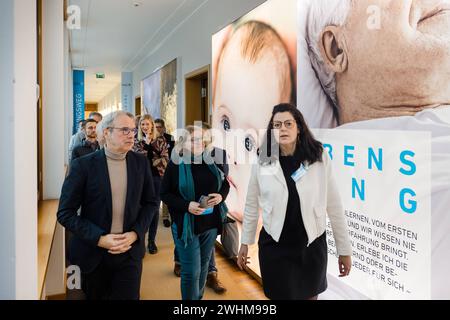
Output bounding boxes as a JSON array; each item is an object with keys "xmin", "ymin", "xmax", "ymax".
[
  {"xmin": 306, "ymin": 0, "xmax": 450, "ymax": 126},
  {"xmin": 300, "ymin": 0, "xmax": 450, "ymax": 300}
]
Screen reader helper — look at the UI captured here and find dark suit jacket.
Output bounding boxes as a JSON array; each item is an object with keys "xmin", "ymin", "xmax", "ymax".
[
  {"xmin": 57, "ymin": 149, "xmax": 159, "ymax": 273},
  {"xmin": 71, "ymin": 139, "xmax": 99, "ymax": 162}
]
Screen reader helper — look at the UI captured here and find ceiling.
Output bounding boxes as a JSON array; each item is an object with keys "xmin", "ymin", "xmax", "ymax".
[{"xmin": 69, "ymin": 0, "xmax": 208, "ymax": 103}]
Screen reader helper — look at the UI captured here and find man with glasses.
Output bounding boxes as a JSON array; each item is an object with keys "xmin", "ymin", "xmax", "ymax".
[{"xmin": 58, "ymin": 111, "xmax": 159, "ymax": 300}]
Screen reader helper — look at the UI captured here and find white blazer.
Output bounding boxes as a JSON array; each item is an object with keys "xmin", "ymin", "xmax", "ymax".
[{"xmin": 241, "ymin": 151, "xmax": 352, "ymax": 256}]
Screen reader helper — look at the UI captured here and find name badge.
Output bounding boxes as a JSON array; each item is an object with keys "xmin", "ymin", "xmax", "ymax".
[{"xmin": 291, "ymin": 164, "xmax": 307, "ymax": 182}]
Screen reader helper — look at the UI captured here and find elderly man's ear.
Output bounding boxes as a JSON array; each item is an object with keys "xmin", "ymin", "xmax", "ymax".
[{"xmin": 320, "ymin": 26, "xmax": 348, "ymax": 73}]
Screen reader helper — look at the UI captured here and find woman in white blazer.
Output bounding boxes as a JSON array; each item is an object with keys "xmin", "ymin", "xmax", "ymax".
[{"xmin": 237, "ymin": 103, "xmax": 352, "ymax": 300}]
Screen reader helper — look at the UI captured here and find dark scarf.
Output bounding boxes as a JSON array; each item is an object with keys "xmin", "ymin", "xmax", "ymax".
[{"xmin": 178, "ymin": 151, "xmax": 228, "ymax": 247}]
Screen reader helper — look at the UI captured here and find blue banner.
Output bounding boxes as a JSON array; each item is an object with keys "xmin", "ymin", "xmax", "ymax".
[{"xmin": 73, "ymin": 70, "xmax": 85, "ymax": 134}]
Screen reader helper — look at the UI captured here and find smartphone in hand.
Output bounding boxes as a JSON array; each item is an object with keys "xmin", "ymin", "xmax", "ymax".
[{"xmin": 198, "ymin": 195, "xmax": 214, "ymax": 215}]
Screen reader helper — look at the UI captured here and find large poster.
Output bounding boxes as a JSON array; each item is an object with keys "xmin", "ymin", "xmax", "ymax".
[
  {"xmin": 212, "ymin": 0, "xmax": 297, "ymax": 276},
  {"xmin": 316, "ymin": 129, "xmax": 431, "ymax": 299},
  {"xmin": 298, "ymin": 0, "xmax": 450, "ymax": 299},
  {"xmin": 141, "ymin": 59, "xmax": 177, "ymax": 135},
  {"xmin": 142, "ymin": 70, "xmax": 161, "ymax": 119}
]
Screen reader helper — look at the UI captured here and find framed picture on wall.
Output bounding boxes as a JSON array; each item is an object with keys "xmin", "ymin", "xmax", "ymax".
[{"xmin": 141, "ymin": 59, "xmax": 177, "ymax": 136}]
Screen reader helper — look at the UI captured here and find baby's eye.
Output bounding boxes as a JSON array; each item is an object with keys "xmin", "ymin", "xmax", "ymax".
[
  {"xmin": 222, "ymin": 116, "xmax": 231, "ymax": 131},
  {"xmin": 244, "ymin": 135, "xmax": 256, "ymax": 152}
]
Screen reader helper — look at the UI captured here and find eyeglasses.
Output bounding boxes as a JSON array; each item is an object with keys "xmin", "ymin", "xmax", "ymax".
[
  {"xmin": 109, "ymin": 127, "xmax": 137, "ymax": 136},
  {"xmin": 191, "ymin": 137, "xmax": 204, "ymax": 143},
  {"xmin": 272, "ymin": 120, "xmax": 296, "ymax": 129}
]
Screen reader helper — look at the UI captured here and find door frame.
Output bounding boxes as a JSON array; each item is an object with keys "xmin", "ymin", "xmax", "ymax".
[
  {"xmin": 184, "ymin": 65, "xmax": 210, "ymax": 125},
  {"xmin": 135, "ymin": 96, "xmax": 142, "ymax": 116}
]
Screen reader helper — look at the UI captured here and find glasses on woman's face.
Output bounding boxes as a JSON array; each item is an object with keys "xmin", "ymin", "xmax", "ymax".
[
  {"xmin": 272, "ymin": 120, "xmax": 296, "ymax": 129},
  {"xmin": 191, "ymin": 137, "xmax": 203, "ymax": 143},
  {"xmin": 109, "ymin": 127, "xmax": 137, "ymax": 136}
]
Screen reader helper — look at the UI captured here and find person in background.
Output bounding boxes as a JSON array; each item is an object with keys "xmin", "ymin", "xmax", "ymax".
[
  {"xmin": 57, "ymin": 111, "xmax": 159, "ymax": 300},
  {"xmin": 237, "ymin": 104, "xmax": 352, "ymax": 300},
  {"xmin": 154, "ymin": 119, "xmax": 175, "ymax": 156},
  {"xmin": 134, "ymin": 115, "xmax": 170, "ymax": 254},
  {"xmin": 69, "ymin": 112, "xmax": 103, "ymax": 162},
  {"xmin": 68, "ymin": 120, "xmax": 86, "ymax": 162},
  {"xmin": 161, "ymin": 125, "xmax": 230, "ymax": 300},
  {"xmin": 155, "ymin": 119, "xmax": 175, "ymax": 228},
  {"xmin": 71, "ymin": 119, "xmax": 100, "ymax": 161}
]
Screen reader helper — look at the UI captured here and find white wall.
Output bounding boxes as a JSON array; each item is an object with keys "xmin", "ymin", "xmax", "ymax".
[
  {"xmin": 132, "ymin": 0, "xmax": 266, "ymax": 127},
  {"xmin": 0, "ymin": 0, "xmax": 38, "ymax": 299},
  {"xmin": 121, "ymin": 72, "xmax": 133, "ymax": 114},
  {"xmin": 0, "ymin": 0, "xmax": 17, "ymax": 299},
  {"xmin": 42, "ymin": 0, "xmax": 66, "ymax": 199},
  {"xmin": 98, "ymin": 84, "xmax": 122, "ymax": 115}
]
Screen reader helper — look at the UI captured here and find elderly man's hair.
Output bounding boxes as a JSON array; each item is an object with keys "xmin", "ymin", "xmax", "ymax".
[
  {"xmin": 306, "ymin": 0, "xmax": 352, "ymax": 123},
  {"xmin": 102, "ymin": 111, "xmax": 134, "ymax": 130}
]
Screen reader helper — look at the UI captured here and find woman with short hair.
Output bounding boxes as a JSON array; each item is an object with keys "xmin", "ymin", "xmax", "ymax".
[{"xmin": 161, "ymin": 125, "xmax": 230, "ymax": 300}]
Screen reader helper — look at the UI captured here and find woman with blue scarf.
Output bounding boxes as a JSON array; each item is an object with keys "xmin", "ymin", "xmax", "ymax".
[{"xmin": 161, "ymin": 125, "xmax": 230, "ymax": 300}]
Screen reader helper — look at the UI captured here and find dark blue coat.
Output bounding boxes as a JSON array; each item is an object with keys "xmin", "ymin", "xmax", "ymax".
[{"xmin": 57, "ymin": 149, "xmax": 159, "ymax": 273}]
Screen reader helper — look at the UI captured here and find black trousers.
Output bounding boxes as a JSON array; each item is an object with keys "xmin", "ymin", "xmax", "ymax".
[{"xmin": 81, "ymin": 252, "xmax": 143, "ymax": 300}]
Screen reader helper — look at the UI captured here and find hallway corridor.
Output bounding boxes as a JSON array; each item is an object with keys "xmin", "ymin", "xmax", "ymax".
[{"xmin": 140, "ymin": 217, "xmax": 266, "ymax": 300}]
